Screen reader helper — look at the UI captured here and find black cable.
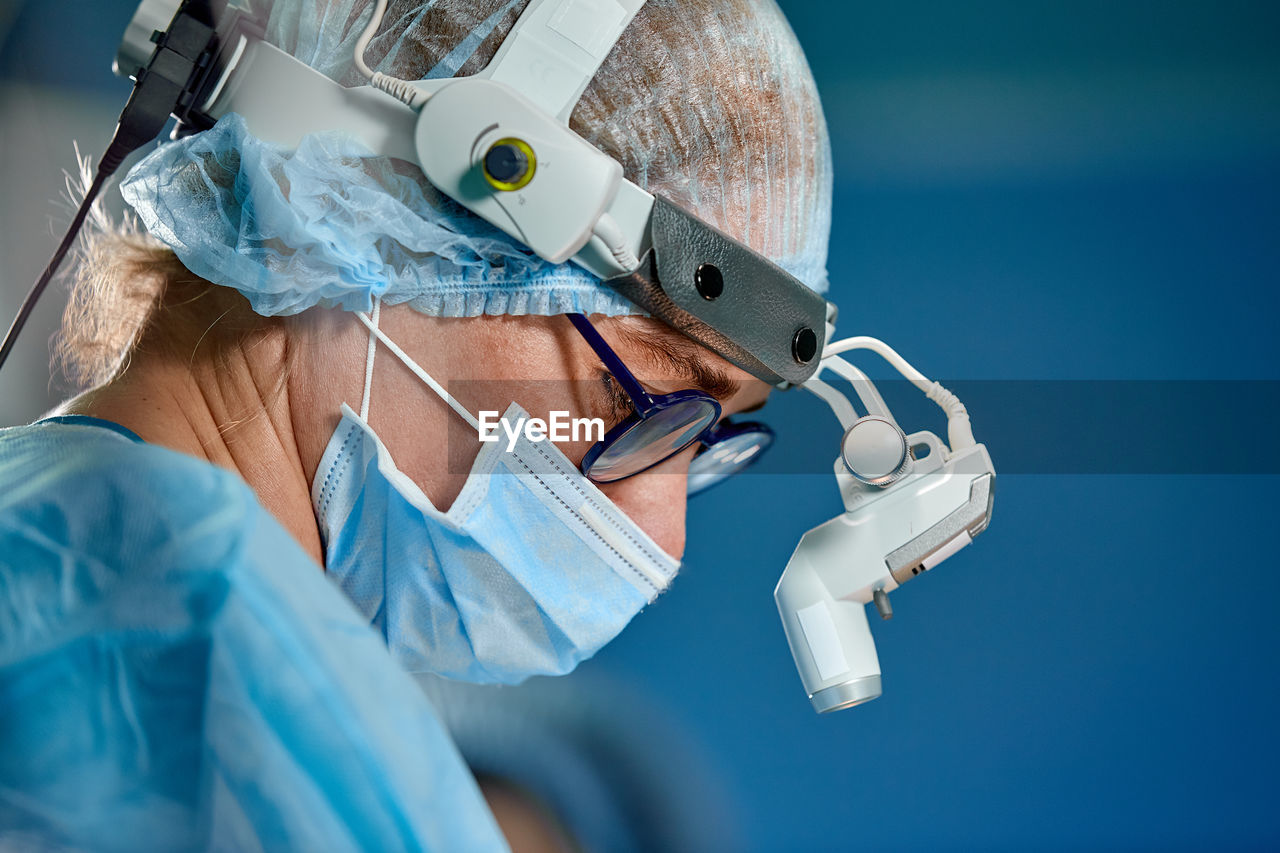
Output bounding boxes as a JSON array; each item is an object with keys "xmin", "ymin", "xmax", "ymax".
[
  {"xmin": 0, "ymin": 0, "xmax": 218, "ymax": 372},
  {"xmin": 0, "ymin": 167, "xmax": 113, "ymax": 371}
]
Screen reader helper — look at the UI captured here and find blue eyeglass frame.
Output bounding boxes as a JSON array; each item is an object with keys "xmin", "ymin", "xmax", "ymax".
[{"xmin": 567, "ymin": 313, "xmax": 773, "ymax": 492}]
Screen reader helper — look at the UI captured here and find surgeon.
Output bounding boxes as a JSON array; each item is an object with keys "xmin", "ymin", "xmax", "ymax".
[{"xmin": 0, "ymin": 0, "xmax": 832, "ymax": 848}]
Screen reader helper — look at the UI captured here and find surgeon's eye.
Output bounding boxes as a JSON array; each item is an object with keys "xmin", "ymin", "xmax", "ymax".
[{"xmin": 599, "ymin": 371, "xmax": 635, "ymax": 424}]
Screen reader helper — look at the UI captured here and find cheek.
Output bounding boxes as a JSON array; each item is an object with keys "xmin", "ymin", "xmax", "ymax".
[{"xmin": 598, "ymin": 450, "xmax": 695, "ymax": 560}]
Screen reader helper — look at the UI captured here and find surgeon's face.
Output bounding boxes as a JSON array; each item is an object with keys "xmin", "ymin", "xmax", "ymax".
[{"xmin": 293, "ymin": 306, "xmax": 771, "ymax": 560}]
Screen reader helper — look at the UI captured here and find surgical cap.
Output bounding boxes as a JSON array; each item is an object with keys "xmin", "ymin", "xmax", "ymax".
[{"xmin": 120, "ymin": 0, "xmax": 833, "ymax": 318}]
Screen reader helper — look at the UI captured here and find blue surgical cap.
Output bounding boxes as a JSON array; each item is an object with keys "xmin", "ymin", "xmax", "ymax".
[{"xmin": 120, "ymin": 0, "xmax": 833, "ymax": 318}]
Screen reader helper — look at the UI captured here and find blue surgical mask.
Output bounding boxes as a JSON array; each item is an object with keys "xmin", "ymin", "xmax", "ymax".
[{"xmin": 311, "ymin": 304, "xmax": 680, "ymax": 684}]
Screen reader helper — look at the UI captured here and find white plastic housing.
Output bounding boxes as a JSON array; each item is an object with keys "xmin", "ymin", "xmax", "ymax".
[
  {"xmin": 775, "ymin": 439, "xmax": 995, "ymax": 712},
  {"xmin": 204, "ymin": 41, "xmax": 420, "ymax": 162},
  {"xmin": 776, "ymin": 539, "xmax": 883, "ymax": 713},
  {"xmin": 204, "ymin": 35, "xmax": 654, "ymax": 279},
  {"xmin": 475, "ymin": 0, "xmax": 646, "ymax": 123},
  {"xmin": 414, "ymin": 78, "xmax": 623, "ymax": 264}
]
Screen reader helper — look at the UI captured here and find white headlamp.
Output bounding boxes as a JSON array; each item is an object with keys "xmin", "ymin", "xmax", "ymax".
[
  {"xmin": 112, "ymin": 0, "xmax": 830, "ymax": 386},
  {"xmin": 776, "ymin": 339, "xmax": 996, "ymax": 712}
]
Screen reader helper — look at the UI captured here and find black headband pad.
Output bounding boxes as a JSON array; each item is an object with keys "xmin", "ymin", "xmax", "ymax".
[{"xmin": 605, "ymin": 195, "xmax": 829, "ymax": 386}]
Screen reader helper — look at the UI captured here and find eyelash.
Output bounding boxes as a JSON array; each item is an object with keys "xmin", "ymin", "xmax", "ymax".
[{"xmin": 600, "ymin": 372, "xmax": 635, "ymax": 423}]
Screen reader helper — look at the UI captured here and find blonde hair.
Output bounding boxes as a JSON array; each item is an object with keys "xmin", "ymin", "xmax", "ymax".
[{"xmin": 58, "ymin": 220, "xmax": 273, "ymax": 388}]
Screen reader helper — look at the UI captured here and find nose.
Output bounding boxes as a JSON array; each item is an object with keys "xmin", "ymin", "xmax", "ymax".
[{"xmin": 598, "ymin": 449, "xmax": 694, "ymax": 560}]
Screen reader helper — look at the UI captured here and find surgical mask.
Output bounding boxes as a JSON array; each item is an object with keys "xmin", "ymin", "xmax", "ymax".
[{"xmin": 312, "ymin": 302, "xmax": 680, "ymax": 683}]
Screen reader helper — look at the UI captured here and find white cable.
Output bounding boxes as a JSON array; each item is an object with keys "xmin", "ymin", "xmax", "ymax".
[
  {"xmin": 823, "ymin": 336, "xmax": 930, "ymax": 391},
  {"xmin": 354, "ymin": 311, "xmax": 480, "ymax": 430},
  {"xmin": 359, "ymin": 297, "xmax": 382, "ymax": 421},
  {"xmin": 352, "ymin": 0, "xmax": 387, "ymax": 80},
  {"xmin": 371, "ymin": 73, "xmax": 433, "ymax": 108},
  {"xmin": 821, "ymin": 336, "xmax": 976, "ymax": 450},
  {"xmin": 592, "ymin": 213, "xmax": 640, "ymax": 273},
  {"xmin": 821, "ymin": 356, "xmax": 893, "ymax": 420},
  {"xmin": 803, "ymin": 378, "xmax": 859, "ymax": 430},
  {"xmin": 352, "ymin": 0, "xmax": 432, "ymax": 108}
]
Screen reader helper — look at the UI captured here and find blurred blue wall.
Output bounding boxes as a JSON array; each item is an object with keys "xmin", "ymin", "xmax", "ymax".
[{"xmin": 3, "ymin": 1, "xmax": 1278, "ymax": 849}]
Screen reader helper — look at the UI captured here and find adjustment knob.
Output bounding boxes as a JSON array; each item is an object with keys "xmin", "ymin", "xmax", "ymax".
[
  {"xmin": 482, "ymin": 138, "xmax": 536, "ymax": 191},
  {"xmin": 873, "ymin": 588, "xmax": 894, "ymax": 620},
  {"xmin": 841, "ymin": 415, "xmax": 911, "ymax": 487}
]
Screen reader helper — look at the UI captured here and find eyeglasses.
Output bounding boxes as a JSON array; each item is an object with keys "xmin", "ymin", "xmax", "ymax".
[{"xmin": 567, "ymin": 313, "xmax": 774, "ymax": 495}]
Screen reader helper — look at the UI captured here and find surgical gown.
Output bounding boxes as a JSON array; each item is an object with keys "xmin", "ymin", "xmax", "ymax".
[{"xmin": 0, "ymin": 416, "xmax": 509, "ymax": 852}]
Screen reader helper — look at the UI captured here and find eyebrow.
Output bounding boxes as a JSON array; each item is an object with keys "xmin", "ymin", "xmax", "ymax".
[{"xmin": 614, "ymin": 325, "xmax": 741, "ymax": 402}]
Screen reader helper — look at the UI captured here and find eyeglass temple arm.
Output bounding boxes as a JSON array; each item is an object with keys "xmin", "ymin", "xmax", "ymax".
[{"xmin": 566, "ymin": 313, "xmax": 655, "ymax": 409}]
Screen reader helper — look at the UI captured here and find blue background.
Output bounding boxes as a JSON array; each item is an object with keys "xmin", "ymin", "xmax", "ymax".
[{"xmin": 2, "ymin": 1, "xmax": 1279, "ymax": 849}]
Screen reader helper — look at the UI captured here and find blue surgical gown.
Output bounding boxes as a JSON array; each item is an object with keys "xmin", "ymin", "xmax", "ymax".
[{"xmin": 0, "ymin": 416, "xmax": 509, "ymax": 851}]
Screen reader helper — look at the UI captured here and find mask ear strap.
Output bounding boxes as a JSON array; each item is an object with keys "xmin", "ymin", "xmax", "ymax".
[
  {"xmin": 359, "ymin": 297, "xmax": 382, "ymax": 421},
  {"xmin": 354, "ymin": 308, "xmax": 481, "ymax": 431}
]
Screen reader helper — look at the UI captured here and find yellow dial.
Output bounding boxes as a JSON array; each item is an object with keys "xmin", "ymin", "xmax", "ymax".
[{"xmin": 481, "ymin": 137, "xmax": 536, "ymax": 192}]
